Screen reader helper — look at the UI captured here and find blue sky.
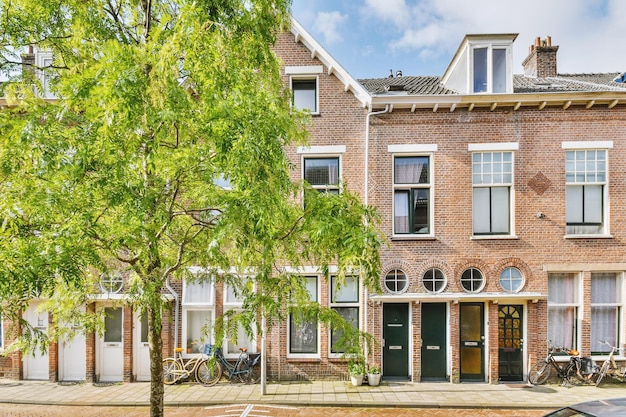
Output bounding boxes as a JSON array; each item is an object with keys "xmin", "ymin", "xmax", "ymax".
[{"xmin": 291, "ymin": 0, "xmax": 626, "ymax": 80}]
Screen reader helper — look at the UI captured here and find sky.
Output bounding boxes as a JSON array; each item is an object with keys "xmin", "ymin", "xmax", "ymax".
[{"xmin": 291, "ymin": 0, "xmax": 626, "ymax": 80}]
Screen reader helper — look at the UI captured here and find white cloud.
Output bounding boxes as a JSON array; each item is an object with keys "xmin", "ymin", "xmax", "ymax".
[
  {"xmin": 361, "ymin": 0, "xmax": 411, "ymax": 27},
  {"xmin": 314, "ymin": 11, "xmax": 349, "ymax": 45}
]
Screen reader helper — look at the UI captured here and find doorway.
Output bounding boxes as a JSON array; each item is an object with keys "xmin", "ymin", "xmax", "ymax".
[
  {"xmin": 98, "ymin": 306, "xmax": 124, "ymax": 382},
  {"xmin": 460, "ymin": 303, "xmax": 484, "ymax": 381},
  {"xmin": 59, "ymin": 306, "xmax": 86, "ymax": 382},
  {"xmin": 382, "ymin": 303, "xmax": 409, "ymax": 379},
  {"xmin": 133, "ymin": 311, "xmax": 150, "ymax": 381},
  {"xmin": 498, "ymin": 305, "xmax": 523, "ymax": 381},
  {"xmin": 23, "ymin": 301, "xmax": 49, "ymax": 380},
  {"xmin": 421, "ymin": 303, "xmax": 447, "ymax": 380}
]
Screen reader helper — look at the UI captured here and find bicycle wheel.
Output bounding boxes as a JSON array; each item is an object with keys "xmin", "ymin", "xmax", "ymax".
[
  {"xmin": 196, "ymin": 359, "xmax": 222, "ymax": 387},
  {"xmin": 595, "ymin": 361, "xmax": 610, "ymax": 387},
  {"xmin": 565, "ymin": 362, "xmax": 587, "ymax": 386},
  {"xmin": 528, "ymin": 360, "xmax": 551, "ymax": 385},
  {"xmin": 236, "ymin": 359, "xmax": 260, "ymax": 384},
  {"xmin": 163, "ymin": 358, "xmax": 181, "ymax": 385}
]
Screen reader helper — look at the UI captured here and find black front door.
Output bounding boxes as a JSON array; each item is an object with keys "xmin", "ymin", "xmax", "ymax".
[
  {"xmin": 460, "ymin": 303, "xmax": 484, "ymax": 381},
  {"xmin": 498, "ymin": 305, "xmax": 523, "ymax": 381},
  {"xmin": 383, "ymin": 303, "xmax": 409, "ymax": 379},
  {"xmin": 421, "ymin": 303, "xmax": 447, "ymax": 380}
]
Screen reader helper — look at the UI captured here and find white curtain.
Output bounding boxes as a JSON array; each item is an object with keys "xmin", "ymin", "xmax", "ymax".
[
  {"xmin": 591, "ymin": 273, "xmax": 619, "ymax": 353},
  {"xmin": 394, "ymin": 191, "xmax": 409, "ymax": 233},
  {"xmin": 395, "ymin": 158, "xmax": 425, "ymax": 184},
  {"xmin": 548, "ymin": 273, "xmax": 577, "ymax": 349}
]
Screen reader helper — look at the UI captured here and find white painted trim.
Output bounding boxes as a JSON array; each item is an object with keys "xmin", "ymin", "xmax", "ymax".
[
  {"xmin": 562, "ymin": 141, "xmax": 614, "ymax": 150},
  {"xmin": 297, "ymin": 145, "xmax": 346, "ymax": 154},
  {"xmin": 388, "ymin": 144, "xmax": 438, "ymax": 153},
  {"xmin": 468, "ymin": 142, "xmax": 519, "ymax": 151},
  {"xmin": 285, "ymin": 65, "xmax": 323, "ymax": 75},
  {"xmin": 282, "ymin": 266, "xmax": 340, "ymax": 274}
]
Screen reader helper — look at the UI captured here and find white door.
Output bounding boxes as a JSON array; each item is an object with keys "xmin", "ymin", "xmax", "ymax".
[
  {"xmin": 59, "ymin": 307, "xmax": 86, "ymax": 382},
  {"xmin": 23, "ymin": 302, "xmax": 49, "ymax": 380},
  {"xmin": 133, "ymin": 311, "xmax": 151, "ymax": 381},
  {"xmin": 98, "ymin": 307, "xmax": 124, "ymax": 382}
]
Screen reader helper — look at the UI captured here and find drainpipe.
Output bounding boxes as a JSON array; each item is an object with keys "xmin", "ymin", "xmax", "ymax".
[
  {"xmin": 363, "ymin": 105, "xmax": 389, "ymax": 367},
  {"xmin": 165, "ymin": 276, "xmax": 179, "ymax": 349}
]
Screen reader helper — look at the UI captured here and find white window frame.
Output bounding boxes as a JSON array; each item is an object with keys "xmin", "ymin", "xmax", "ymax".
[
  {"xmin": 287, "ymin": 275, "xmax": 321, "ymax": 359},
  {"xmin": 391, "ymin": 152, "xmax": 434, "ymax": 238},
  {"xmin": 0, "ymin": 313, "xmax": 3, "ymax": 351},
  {"xmin": 563, "ymin": 142, "xmax": 612, "ymax": 238},
  {"xmin": 223, "ymin": 278, "xmax": 257, "ymax": 358},
  {"xmin": 287, "ymin": 65, "xmax": 322, "ymax": 115},
  {"xmin": 182, "ymin": 275, "xmax": 215, "ymax": 358},
  {"xmin": 470, "ymin": 44, "xmax": 511, "ymax": 94},
  {"xmin": 291, "ymin": 76, "xmax": 319, "ymax": 115},
  {"xmin": 547, "ymin": 272, "xmax": 581, "ymax": 353},
  {"xmin": 302, "ymin": 154, "xmax": 341, "ymax": 194},
  {"xmin": 470, "ymin": 143, "xmax": 517, "ymax": 238},
  {"xmin": 329, "ymin": 275, "xmax": 360, "ymax": 358},
  {"xmin": 590, "ymin": 272, "xmax": 623, "ymax": 356}
]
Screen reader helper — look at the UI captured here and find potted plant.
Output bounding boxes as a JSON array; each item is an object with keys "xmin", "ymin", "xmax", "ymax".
[
  {"xmin": 367, "ymin": 363, "xmax": 381, "ymax": 386},
  {"xmin": 348, "ymin": 361, "xmax": 366, "ymax": 386}
]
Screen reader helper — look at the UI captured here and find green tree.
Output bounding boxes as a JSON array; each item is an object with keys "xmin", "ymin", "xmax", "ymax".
[{"xmin": 0, "ymin": 1, "xmax": 381, "ymax": 416}]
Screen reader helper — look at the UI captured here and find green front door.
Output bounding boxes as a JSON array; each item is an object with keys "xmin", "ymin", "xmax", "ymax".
[
  {"xmin": 383, "ymin": 303, "xmax": 409, "ymax": 379},
  {"xmin": 460, "ymin": 303, "xmax": 484, "ymax": 381},
  {"xmin": 421, "ymin": 303, "xmax": 447, "ymax": 380},
  {"xmin": 498, "ymin": 305, "xmax": 523, "ymax": 381}
]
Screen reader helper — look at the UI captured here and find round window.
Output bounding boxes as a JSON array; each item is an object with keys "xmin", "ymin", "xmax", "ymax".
[
  {"xmin": 499, "ymin": 267, "xmax": 524, "ymax": 293},
  {"xmin": 384, "ymin": 269, "xmax": 408, "ymax": 294},
  {"xmin": 460, "ymin": 268, "xmax": 485, "ymax": 293},
  {"xmin": 422, "ymin": 268, "xmax": 446, "ymax": 293},
  {"xmin": 99, "ymin": 271, "xmax": 124, "ymax": 294}
]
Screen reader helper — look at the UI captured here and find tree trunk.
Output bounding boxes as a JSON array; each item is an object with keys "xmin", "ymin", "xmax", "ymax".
[{"xmin": 148, "ymin": 303, "xmax": 164, "ymax": 417}]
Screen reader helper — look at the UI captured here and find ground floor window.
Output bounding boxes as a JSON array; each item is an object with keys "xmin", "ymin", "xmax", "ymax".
[
  {"xmin": 182, "ymin": 275, "xmax": 215, "ymax": 355},
  {"xmin": 223, "ymin": 280, "xmax": 256, "ymax": 357},
  {"xmin": 289, "ymin": 276, "xmax": 319, "ymax": 357},
  {"xmin": 548, "ymin": 273, "xmax": 579, "ymax": 351},
  {"xmin": 329, "ymin": 275, "xmax": 359, "ymax": 355},
  {"xmin": 591, "ymin": 272, "xmax": 622, "ymax": 354}
]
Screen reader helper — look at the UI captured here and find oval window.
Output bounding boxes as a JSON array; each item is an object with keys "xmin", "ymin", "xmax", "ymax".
[
  {"xmin": 422, "ymin": 268, "xmax": 446, "ymax": 293},
  {"xmin": 500, "ymin": 267, "xmax": 524, "ymax": 293},
  {"xmin": 461, "ymin": 268, "xmax": 485, "ymax": 293},
  {"xmin": 99, "ymin": 271, "xmax": 124, "ymax": 294},
  {"xmin": 384, "ymin": 269, "xmax": 408, "ymax": 294}
]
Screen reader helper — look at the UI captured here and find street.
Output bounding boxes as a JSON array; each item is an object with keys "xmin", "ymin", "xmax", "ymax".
[{"xmin": 0, "ymin": 404, "xmax": 554, "ymax": 417}]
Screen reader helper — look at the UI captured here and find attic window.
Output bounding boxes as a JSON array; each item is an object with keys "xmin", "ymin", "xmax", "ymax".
[{"xmin": 473, "ymin": 46, "xmax": 507, "ymax": 93}]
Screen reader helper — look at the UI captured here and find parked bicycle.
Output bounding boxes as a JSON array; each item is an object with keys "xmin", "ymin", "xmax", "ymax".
[
  {"xmin": 203, "ymin": 344, "xmax": 261, "ymax": 386},
  {"xmin": 528, "ymin": 344, "xmax": 595, "ymax": 386},
  {"xmin": 162, "ymin": 344, "xmax": 216, "ymax": 386},
  {"xmin": 594, "ymin": 340, "xmax": 626, "ymax": 386}
]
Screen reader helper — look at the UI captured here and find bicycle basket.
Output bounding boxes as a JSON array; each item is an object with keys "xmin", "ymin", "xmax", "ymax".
[{"xmin": 203, "ymin": 344, "xmax": 214, "ymax": 355}]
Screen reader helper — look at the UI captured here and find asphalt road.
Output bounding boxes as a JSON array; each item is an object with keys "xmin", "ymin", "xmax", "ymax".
[{"xmin": 0, "ymin": 404, "xmax": 554, "ymax": 417}]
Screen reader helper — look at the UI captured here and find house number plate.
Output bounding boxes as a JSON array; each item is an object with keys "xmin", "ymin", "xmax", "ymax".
[
  {"xmin": 464, "ymin": 341, "xmax": 479, "ymax": 346},
  {"xmin": 426, "ymin": 345, "xmax": 440, "ymax": 350},
  {"xmin": 389, "ymin": 346, "xmax": 402, "ymax": 350}
]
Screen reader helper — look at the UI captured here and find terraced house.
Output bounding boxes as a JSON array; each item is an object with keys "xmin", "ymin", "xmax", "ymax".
[{"xmin": 2, "ymin": 17, "xmax": 626, "ymax": 385}]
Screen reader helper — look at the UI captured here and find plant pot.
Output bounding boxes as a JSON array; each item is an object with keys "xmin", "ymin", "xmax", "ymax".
[
  {"xmin": 350, "ymin": 374, "xmax": 364, "ymax": 386},
  {"xmin": 367, "ymin": 373, "xmax": 381, "ymax": 386}
]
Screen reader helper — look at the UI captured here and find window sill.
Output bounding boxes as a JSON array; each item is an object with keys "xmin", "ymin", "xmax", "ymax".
[
  {"xmin": 564, "ymin": 234, "xmax": 613, "ymax": 239},
  {"xmin": 391, "ymin": 235, "xmax": 436, "ymax": 241},
  {"xmin": 286, "ymin": 357, "xmax": 321, "ymax": 362},
  {"xmin": 471, "ymin": 235, "xmax": 518, "ymax": 240}
]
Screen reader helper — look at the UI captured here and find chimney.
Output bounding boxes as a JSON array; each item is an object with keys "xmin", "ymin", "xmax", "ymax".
[{"xmin": 522, "ymin": 36, "xmax": 559, "ymax": 78}]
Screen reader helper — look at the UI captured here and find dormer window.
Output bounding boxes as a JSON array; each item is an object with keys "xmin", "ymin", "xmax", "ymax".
[
  {"xmin": 441, "ymin": 34, "xmax": 517, "ymax": 95},
  {"xmin": 473, "ymin": 46, "xmax": 507, "ymax": 93}
]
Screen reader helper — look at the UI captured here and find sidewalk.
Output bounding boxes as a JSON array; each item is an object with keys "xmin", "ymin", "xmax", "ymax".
[{"xmin": 1, "ymin": 378, "xmax": 625, "ymax": 409}]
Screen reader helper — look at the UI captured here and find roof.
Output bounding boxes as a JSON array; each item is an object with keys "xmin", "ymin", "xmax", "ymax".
[{"xmin": 358, "ymin": 73, "xmax": 626, "ymax": 96}]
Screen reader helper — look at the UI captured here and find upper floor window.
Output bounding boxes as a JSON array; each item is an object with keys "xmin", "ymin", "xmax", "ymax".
[
  {"xmin": 565, "ymin": 149, "xmax": 607, "ymax": 235},
  {"xmin": 473, "ymin": 46, "xmax": 507, "ymax": 93},
  {"xmin": 472, "ymin": 151, "xmax": 513, "ymax": 236},
  {"xmin": 292, "ymin": 78, "xmax": 318, "ymax": 114},
  {"xmin": 304, "ymin": 157, "xmax": 340, "ymax": 194},
  {"xmin": 393, "ymin": 155, "xmax": 431, "ymax": 235}
]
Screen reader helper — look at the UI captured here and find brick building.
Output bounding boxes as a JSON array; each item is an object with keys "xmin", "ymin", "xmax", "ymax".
[{"xmin": 2, "ymin": 18, "xmax": 626, "ymax": 385}]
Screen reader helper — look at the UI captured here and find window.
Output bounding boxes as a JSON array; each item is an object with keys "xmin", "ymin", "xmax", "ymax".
[
  {"xmin": 473, "ymin": 46, "xmax": 507, "ymax": 93},
  {"xmin": 0, "ymin": 314, "xmax": 3, "ymax": 350},
  {"xmin": 548, "ymin": 273, "xmax": 579, "ymax": 351},
  {"xmin": 499, "ymin": 267, "xmax": 524, "ymax": 293},
  {"xmin": 473, "ymin": 151, "xmax": 513, "ymax": 235},
  {"xmin": 422, "ymin": 268, "xmax": 446, "ymax": 293},
  {"xmin": 460, "ymin": 268, "xmax": 485, "ymax": 293},
  {"xmin": 99, "ymin": 271, "xmax": 124, "ymax": 294},
  {"xmin": 393, "ymin": 156, "xmax": 431, "ymax": 235},
  {"xmin": 304, "ymin": 157, "xmax": 339, "ymax": 194},
  {"xmin": 565, "ymin": 149, "xmax": 607, "ymax": 235},
  {"xmin": 223, "ymin": 279, "xmax": 256, "ymax": 357},
  {"xmin": 591, "ymin": 273, "xmax": 621, "ymax": 354},
  {"xmin": 182, "ymin": 275, "xmax": 214, "ymax": 356},
  {"xmin": 292, "ymin": 78, "xmax": 318, "ymax": 113},
  {"xmin": 384, "ymin": 269, "xmax": 408, "ymax": 294},
  {"xmin": 330, "ymin": 275, "xmax": 359, "ymax": 355},
  {"xmin": 289, "ymin": 276, "xmax": 319, "ymax": 356}
]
